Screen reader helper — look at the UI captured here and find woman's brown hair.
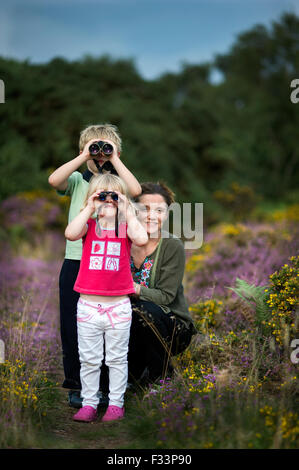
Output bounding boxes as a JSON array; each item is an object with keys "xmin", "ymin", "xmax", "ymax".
[{"xmin": 134, "ymin": 181, "xmax": 175, "ymax": 206}]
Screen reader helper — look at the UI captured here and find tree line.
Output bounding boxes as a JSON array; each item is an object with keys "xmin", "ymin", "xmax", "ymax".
[{"xmin": 0, "ymin": 12, "xmax": 298, "ymax": 222}]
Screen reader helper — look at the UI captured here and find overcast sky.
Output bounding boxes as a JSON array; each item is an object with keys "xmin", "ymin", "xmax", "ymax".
[{"xmin": 1, "ymin": 0, "xmax": 298, "ymax": 80}]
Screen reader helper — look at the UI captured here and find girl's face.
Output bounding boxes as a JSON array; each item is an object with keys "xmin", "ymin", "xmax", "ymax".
[
  {"xmin": 94, "ymin": 186, "xmax": 118, "ymax": 219},
  {"xmin": 137, "ymin": 194, "xmax": 168, "ymax": 237}
]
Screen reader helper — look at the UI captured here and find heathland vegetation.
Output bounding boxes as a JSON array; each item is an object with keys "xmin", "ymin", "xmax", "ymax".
[{"xmin": 0, "ymin": 12, "xmax": 298, "ymax": 448}]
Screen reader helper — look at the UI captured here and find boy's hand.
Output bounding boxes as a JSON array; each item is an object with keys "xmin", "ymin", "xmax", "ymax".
[
  {"xmin": 81, "ymin": 139, "xmax": 102, "ymax": 161},
  {"xmin": 81, "ymin": 138, "xmax": 119, "ymax": 167},
  {"xmin": 99, "ymin": 138, "xmax": 119, "ymax": 167}
]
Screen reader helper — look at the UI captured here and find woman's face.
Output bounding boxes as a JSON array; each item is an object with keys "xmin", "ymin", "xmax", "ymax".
[{"xmin": 137, "ymin": 194, "xmax": 168, "ymax": 237}]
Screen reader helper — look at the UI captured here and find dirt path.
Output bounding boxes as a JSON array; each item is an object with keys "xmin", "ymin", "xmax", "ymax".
[
  {"xmin": 47, "ymin": 369, "xmax": 133, "ymax": 449},
  {"xmin": 43, "ymin": 264, "xmax": 134, "ymax": 449}
]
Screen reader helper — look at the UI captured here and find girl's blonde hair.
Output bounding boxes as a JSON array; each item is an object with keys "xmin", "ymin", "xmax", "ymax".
[{"xmin": 82, "ymin": 173, "xmax": 135, "ymax": 212}]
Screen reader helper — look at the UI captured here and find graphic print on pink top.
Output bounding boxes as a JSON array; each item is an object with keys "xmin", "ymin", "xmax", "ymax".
[{"xmin": 74, "ymin": 219, "xmax": 135, "ymax": 296}]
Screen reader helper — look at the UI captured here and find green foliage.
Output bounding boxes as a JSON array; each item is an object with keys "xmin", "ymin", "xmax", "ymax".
[
  {"xmin": 213, "ymin": 182, "xmax": 259, "ymax": 221},
  {"xmin": 228, "ymin": 255, "xmax": 299, "ymax": 346},
  {"xmin": 266, "ymin": 256, "xmax": 299, "ymax": 346},
  {"xmin": 0, "ymin": 135, "xmax": 45, "ymax": 199},
  {"xmin": 189, "ymin": 299, "xmax": 222, "ymax": 334},
  {"xmin": 0, "ymin": 12, "xmax": 298, "ymax": 216},
  {"xmin": 213, "ymin": 12, "xmax": 299, "ymax": 198},
  {"xmin": 228, "ymin": 278, "xmax": 271, "ymax": 332}
]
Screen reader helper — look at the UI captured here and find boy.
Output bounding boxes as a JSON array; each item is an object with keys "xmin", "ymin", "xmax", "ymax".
[{"xmin": 48, "ymin": 124, "xmax": 141, "ymax": 407}]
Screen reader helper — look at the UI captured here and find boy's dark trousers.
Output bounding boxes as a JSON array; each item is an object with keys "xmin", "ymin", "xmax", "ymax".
[{"xmin": 59, "ymin": 259, "xmax": 109, "ymax": 392}]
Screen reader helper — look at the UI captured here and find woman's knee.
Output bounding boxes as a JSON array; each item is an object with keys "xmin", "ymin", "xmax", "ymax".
[
  {"xmin": 171, "ymin": 328, "xmax": 193, "ymax": 355},
  {"xmin": 132, "ymin": 299, "xmax": 164, "ymax": 317}
]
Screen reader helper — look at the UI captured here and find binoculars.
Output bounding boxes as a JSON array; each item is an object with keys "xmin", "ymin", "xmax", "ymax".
[
  {"xmin": 89, "ymin": 141, "xmax": 113, "ymax": 157},
  {"xmin": 98, "ymin": 191, "xmax": 118, "ymax": 202}
]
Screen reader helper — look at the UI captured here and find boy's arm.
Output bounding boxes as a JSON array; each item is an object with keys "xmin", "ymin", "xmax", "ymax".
[
  {"xmin": 48, "ymin": 154, "xmax": 87, "ymax": 192},
  {"xmin": 48, "ymin": 139, "xmax": 99, "ymax": 191},
  {"xmin": 110, "ymin": 154, "xmax": 142, "ymax": 198},
  {"xmin": 65, "ymin": 205, "xmax": 93, "ymax": 241}
]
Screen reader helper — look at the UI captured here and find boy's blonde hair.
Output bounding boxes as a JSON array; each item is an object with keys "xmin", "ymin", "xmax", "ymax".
[
  {"xmin": 83, "ymin": 173, "xmax": 134, "ymax": 211},
  {"xmin": 79, "ymin": 123, "xmax": 122, "ymax": 153}
]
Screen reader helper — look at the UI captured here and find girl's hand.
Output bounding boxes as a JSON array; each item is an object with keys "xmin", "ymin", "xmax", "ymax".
[
  {"xmin": 126, "ymin": 201, "xmax": 136, "ymax": 221},
  {"xmin": 114, "ymin": 191, "xmax": 129, "ymax": 221},
  {"xmin": 115, "ymin": 192, "xmax": 136, "ymax": 220},
  {"xmin": 86, "ymin": 189, "xmax": 104, "ymax": 213}
]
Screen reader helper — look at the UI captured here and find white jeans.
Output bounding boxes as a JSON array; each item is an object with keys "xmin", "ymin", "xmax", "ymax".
[{"xmin": 77, "ymin": 297, "xmax": 132, "ymax": 409}]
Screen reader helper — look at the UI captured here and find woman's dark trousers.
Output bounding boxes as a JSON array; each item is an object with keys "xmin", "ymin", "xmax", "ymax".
[{"xmin": 128, "ymin": 298, "xmax": 193, "ymax": 384}]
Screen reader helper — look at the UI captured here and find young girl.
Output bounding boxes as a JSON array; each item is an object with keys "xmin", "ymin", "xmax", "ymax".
[{"xmin": 65, "ymin": 173, "xmax": 148, "ymax": 423}]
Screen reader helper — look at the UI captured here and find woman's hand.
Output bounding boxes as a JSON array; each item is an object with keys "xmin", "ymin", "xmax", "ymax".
[{"xmin": 133, "ymin": 282, "xmax": 141, "ymax": 296}]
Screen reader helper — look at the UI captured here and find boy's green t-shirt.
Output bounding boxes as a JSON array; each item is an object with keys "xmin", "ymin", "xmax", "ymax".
[{"xmin": 58, "ymin": 171, "xmax": 89, "ymax": 260}]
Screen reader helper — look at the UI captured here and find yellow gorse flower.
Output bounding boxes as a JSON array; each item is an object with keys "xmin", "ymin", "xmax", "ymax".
[
  {"xmin": 265, "ymin": 256, "xmax": 298, "ymax": 346},
  {"xmin": 189, "ymin": 299, "xmax": 223, "ymax": 334}
]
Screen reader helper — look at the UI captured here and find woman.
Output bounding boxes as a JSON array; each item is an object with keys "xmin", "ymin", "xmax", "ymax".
[{"xmin": 128, "ymin": 182, "xmax": 197, "ymax": 385}]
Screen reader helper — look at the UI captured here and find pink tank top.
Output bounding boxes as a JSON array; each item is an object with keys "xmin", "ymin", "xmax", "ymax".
[{"xmin": 74, "ymin": 219, "xmax": 135, "ymax": 296}]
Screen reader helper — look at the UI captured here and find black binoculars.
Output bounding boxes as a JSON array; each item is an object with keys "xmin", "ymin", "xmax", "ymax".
[
  {"xmin": 98, "ymin": 191, "xmax": 118, "ymax": 202},
  {"xmin": 89, "ymin": 141, "xmax": 113, "ymax": 157}
]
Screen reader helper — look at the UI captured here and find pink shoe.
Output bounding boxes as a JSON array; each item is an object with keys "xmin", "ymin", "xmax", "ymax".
[
  {"xmin": 73, "ymin": 405, "xmax": 97, "ymax": 422},
  {"xmin": 101, "ymin": 405, "xmax": 125, "ymax": 422}
]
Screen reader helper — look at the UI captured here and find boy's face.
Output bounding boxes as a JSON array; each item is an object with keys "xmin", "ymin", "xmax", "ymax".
[
  {"xmin": 87, "ymin": 159, "xmax": 106, "ymax": 174},
  {"xmin": 84, "ymin": 136, "xmax": 120, "ymax": 174}
]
